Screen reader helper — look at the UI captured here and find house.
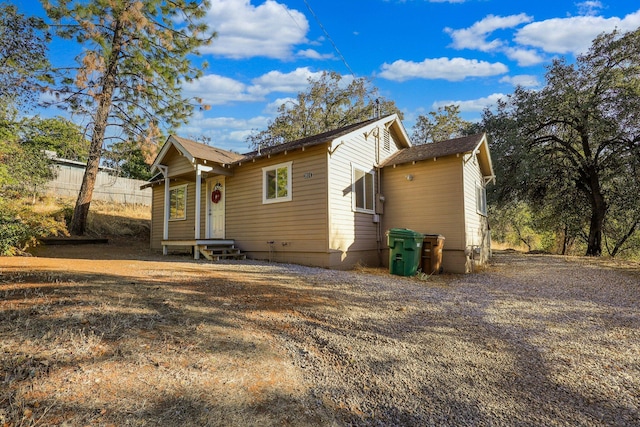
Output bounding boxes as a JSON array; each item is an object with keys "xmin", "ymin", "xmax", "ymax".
[{"xmin": 143, "ymin": 114, "xmax": 494, "ymax": 273}]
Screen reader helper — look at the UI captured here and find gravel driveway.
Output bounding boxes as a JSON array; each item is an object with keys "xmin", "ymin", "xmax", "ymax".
[
  {"xmin": 2, "ymin": 247, "xmax": 638, "ymax": 426},
  {"xmin": 250, "ymin": 251, "xmax": 640, "ymax": 426}
]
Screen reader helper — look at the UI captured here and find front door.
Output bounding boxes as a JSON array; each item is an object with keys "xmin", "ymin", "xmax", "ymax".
[{"xmin": 207, "ymin": 177, "xmax": 225, "ymax": 238}]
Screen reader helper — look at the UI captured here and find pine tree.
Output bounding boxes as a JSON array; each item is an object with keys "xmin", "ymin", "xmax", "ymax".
[{"xmin": 42, "ymin": 0, "xmax": 215, "ymax": 234}]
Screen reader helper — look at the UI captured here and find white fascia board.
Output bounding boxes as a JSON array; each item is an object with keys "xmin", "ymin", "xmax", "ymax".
[{"xmin": 151, "ymin": 135, "xmax": 195, "ymax": 174}]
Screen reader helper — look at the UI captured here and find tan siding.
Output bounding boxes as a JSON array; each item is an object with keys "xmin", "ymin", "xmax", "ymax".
[
  {"xmin": 149, "ymin": 178, "xmax": 199, "ymax": 248},
  {"xmin": 381, "ymin": 157, "xmax": 465, "ymax": 248},
  {"xmin": 199, "ymin": 181, "xmax": 207, "ymax": 238},
  {"xmin": 168, "ymin": 180, "xmax": 196, "ymax": 239},
  {"xmin": 149, "ymin": 118, "xmax": 408, "ymax": 266},
  {"xmin": 226, "ymin": 145, "xmax": 329, "ymax": 264},
  {"xmin": 381, "ymin": 157, "xmax": 469, "ymax": 273},
  {"xmin": 163, "ymin": 146, "xmax": 195, "ymax": 178},
  {"xmin": 150, "ymin": 186, "xmax": 164, "ymax": 249}
]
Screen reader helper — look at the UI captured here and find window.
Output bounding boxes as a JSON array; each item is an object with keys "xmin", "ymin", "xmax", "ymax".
[
  {"xmin": 353, "ymin": 165, "xmax": 375, "ymax": 213},
  {"xmin": 476, "ymin": 183, "xmax": 487, "ymax": 216},
  {"xmin": 262, "ymin": 161, "xmax": 292, "ymax": 204},
  {"xmin": 169, "ymin": 184, "xmax": 187, "ymax": 220}
]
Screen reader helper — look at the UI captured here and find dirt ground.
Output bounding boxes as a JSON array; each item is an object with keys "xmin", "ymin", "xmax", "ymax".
[
  {"xmin": 2, "ymin": 240, "xmax": 336, "ymax": 426},
  {"xmin": 1, "ymin": 239, "xmax": 639, "ymax": 426}
]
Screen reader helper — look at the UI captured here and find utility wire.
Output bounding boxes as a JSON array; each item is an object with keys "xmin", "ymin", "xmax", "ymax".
[
  {"xmin": 300, "ymin": 0, "xmax": 357, "ymax": 79},
  {"xmin": 281, "ymin": 2, "xmax": 307, "ymax": 34},
  {"xmin": 282, "ymin": 1, "xmax": 380, "ymax": 115}
]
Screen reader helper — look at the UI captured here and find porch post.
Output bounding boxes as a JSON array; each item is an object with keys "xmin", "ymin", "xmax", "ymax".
[
  {"xmin": 194, "ymin": 164, "xmax": 202, "ymax": 260},
  {"xmin": 158, "ymin": 165, "xmax": 170, "ymax": 256}
]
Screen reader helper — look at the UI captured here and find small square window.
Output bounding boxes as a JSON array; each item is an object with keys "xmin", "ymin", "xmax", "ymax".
[
  {"xmin": 262, "ymin": 161, "xmax": 292, "ymax": 204},
  {"xmin": 169, "ymin": 184, "xmax": 187, "ymax": 220}
]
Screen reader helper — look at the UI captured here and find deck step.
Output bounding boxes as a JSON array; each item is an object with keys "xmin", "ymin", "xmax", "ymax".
[{"xmin": 199, "ymin": 244, "xmax": 246, "ymax": 261}]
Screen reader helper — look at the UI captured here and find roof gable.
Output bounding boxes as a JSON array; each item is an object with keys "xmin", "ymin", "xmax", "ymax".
[
  {"xmin": 152, "ymin": 135, "xmax": 245, "ymax": 172},
  {"xmin": 240, "ymin": 113, "xmax": 410, "ymax": 161},
  {"xmin": 382, "ymin": 133, "xmax": 495, "ymax": 178},
  {"xmin": 151, "ymin": 114, "xmax": 412, "ymax": 173}
]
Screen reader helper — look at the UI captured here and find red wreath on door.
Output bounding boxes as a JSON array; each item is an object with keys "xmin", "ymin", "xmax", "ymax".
[{"xmin": 211, "ymin": 189, "xmax": 222, "ymax": 204}]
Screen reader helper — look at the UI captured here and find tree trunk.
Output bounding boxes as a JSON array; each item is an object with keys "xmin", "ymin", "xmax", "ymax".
[
  {"xmin": 69, "ymin": 20, "xmax": 123, "ymax": 235},
  {"xmin": 585, "ymin": 173, "xmax": 606, "ymax": 256},
  {"xmin": 610, "ymin": 218, "xmax": 639, "ymax": 257},
  {"xmin": 561, "ymin": 223, "xmax": 570, "ymax": 255},
  {"xmin": 69, "ymin": 143, "xmax": 102, "ymax": 235}
]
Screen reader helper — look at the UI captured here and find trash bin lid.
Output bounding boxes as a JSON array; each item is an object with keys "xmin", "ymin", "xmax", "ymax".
[
  {"xmin": 423, "ymin": 234, "xmax": 445, "ymax": 240},
  {"xmin": 387, "ymin": 228, "xmax": 424, "ymax": 239}
]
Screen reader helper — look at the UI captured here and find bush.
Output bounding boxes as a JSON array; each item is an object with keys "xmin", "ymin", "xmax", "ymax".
[
  {"xmin": 0, "ymin": 216, "xmax": 32, "ymax": 255},
  {"xmin": 0, "ymin": 199, "xmax": 68, "ymax": 255}
]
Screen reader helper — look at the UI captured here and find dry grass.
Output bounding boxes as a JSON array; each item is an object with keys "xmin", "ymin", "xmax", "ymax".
[
  {"xmin": 85, "ymin": 200, "xmax": 151, "ymax": 238},
  {"xmin": 0, "ymin": 254, "xmax": 335, "ymax": 426},
  {"xmin": 1, "ymin": 243, "xmax": 638, "ymax": 426},
  {"xmin": 32, "ymin": 196, "xmax": 151, "ymax": 239}
]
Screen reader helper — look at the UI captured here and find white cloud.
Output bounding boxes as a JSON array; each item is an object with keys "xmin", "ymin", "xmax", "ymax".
[
  {"xmin": 177, "ymin": 114, "xmax": 271, "ymax": 151},
  {"xmin": 202, "ymin": 0, "xmax": 309, "ymax": 59},
  {"xmin": 184, "ymin": 67, "xmax": 322, "ymax": 105},
  {"xmin": 228, "ymin": 129, "xmax": 255, "ymax": 142},
  {"xmin": 499, "ymin": 74, "xmax": 540, "ymax": 88},
  {"xmin": 515, "ymin": 10, "xmax": 640, "ymax": 55},
  {"xmin": 503, "ymin": 47, "xmax": 545, "ymax": 66},
  {"xmin": 379, "ymin": 57, "xmax": 508, "ymax": 82},
  {"xmin": 577, "ymin": 1, "xmax": 604, "ymax": 16},
  {"xmin": 445, "ymin": 14, "xmax": 533, "ymax": 51},
  {"xmin": 296, "ymin": 49, "xmax": 335, "ymax": 60},
  {"xmin": 265, "ymin": 97, "xmax": 297, "ymax": 114},
  {"xmin": 249, "ymin": 67, "xmax": 323, "ymax": 96},
  {"xmin": 183, "ymin": 74, "xmax": 258, "ymax": 105},
  {"xmin": 432, "ymin": 93, "xmax": 507, "ymax": 113}
]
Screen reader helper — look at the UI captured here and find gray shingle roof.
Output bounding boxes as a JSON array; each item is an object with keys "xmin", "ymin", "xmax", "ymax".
[
  {"xmin": 239, "ymin": 116, "xmax": 389, "ymax": 161},
  {"xmin": 164, "ymin": 116, "xmax": 393, "ymax": 167},
  {"xmin": 170, "ymin": 135, "xmax": 245, "ymax": 165},
  {"xmin": 382, "ymin": 133, "xmax": 485, "ymax": 167}
]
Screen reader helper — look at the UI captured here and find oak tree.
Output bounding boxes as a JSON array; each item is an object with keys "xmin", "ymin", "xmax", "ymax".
[
  {"xmin": 485, "ymin": 28, "xmax": 640, "ymax": 256},
  {"xmin": 411, "ymin": 104, "xmax": 472, "ymax": 144},
  {"xmin": 103, "ymin": 137, "xmax": 157, "ymax": 180},
  {"xmin": 247, "ymin": 71, "xmax": 401, "ymax": 149},
  {"xmin": 22, "ymin": 117, "xmax": 89, "ymax": 161}
]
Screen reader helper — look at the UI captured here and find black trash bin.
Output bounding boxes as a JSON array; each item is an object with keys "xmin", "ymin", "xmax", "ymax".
[{"xmin": 421, "ymin": 234, "xmax": 445, "ymax": 274}]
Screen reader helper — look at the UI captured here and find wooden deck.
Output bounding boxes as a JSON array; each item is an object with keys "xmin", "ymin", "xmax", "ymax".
[{"xmin": 161, "ymin": 239, "xmax": 241, "ymax": 260}]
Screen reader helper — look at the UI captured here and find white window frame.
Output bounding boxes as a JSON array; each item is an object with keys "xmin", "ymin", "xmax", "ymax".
[
  {"xmin": 169, "ymin": 184, "xmax": 188, "ymax": 221},
  {"xmin": 352, "ymin": 164, "xmax": 375, "ymax": 214},
  {"xmin": 262, "ymin": 161, "xmax": 292, "ymax": 204},
  {"xmin": 476, "ymin": 182, "xmax": 487, "ymax": 216}
]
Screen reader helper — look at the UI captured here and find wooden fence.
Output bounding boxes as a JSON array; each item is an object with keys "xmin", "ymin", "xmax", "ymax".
[{"xmin": 43, "ymin": 158, "xmax": 152, "ymax": 206}]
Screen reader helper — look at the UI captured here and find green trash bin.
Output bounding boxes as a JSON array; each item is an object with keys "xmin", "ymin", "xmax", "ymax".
[{"xmin": 387, "ymin": 228, "xmax": 424, "ymax": 276}]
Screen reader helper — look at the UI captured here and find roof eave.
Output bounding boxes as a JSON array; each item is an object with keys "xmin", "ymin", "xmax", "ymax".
[
  {"xmin": 385, "ymin": 114, "xmax": 412, "ymax": 148},
  {"xmin": 473, "ymin": 134, "xmax": 495, "ymax": 179},
  {"xmin": 150, "ymin": 135, "xmax": 196, "ymax": 174}
]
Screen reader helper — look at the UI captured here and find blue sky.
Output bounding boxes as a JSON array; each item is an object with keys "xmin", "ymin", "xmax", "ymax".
[{"xmin": 15, "ymin": 0, "xmax": 640, "ymax": 152}]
